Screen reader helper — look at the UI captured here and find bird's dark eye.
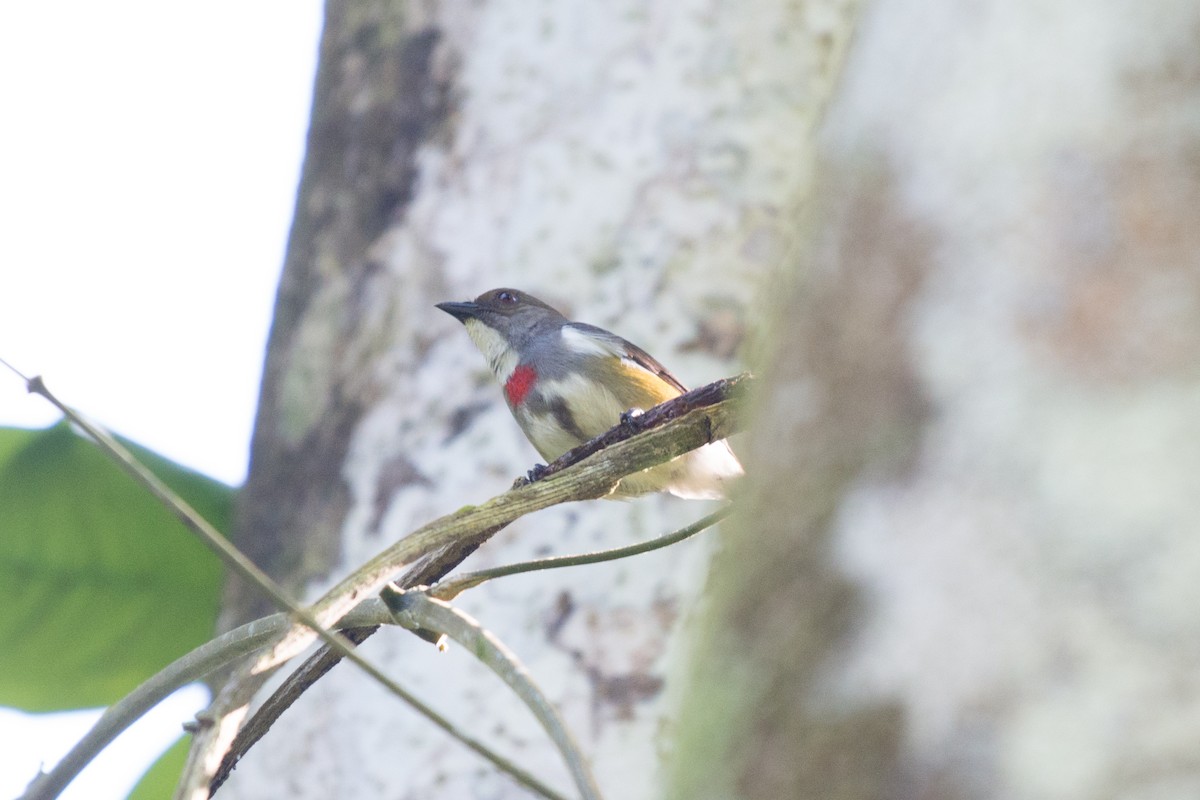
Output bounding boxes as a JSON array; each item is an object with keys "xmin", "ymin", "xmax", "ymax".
[{"xmin": 497, "ymin": 291, "xmax": 518, "ymax": 304}]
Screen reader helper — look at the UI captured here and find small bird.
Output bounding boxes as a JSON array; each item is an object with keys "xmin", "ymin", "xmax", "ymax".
[{"xmin": 437, "ymin": 288, "xmax": 742, "ymax": 499}]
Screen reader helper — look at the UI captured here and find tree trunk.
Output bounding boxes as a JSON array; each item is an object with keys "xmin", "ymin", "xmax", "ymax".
[
  {"xmin": 218, "ymin": 1, "xmax": 853, "ymax": 797},
  {"xmin": 670, "ymin": 0, "xmax": 1200, "ymax": 798}
]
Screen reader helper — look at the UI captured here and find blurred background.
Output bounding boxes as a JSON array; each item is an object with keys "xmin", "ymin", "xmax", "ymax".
[{"xmin": 5, "ymin": 1, "xmax": 1200, "ymax": 799}]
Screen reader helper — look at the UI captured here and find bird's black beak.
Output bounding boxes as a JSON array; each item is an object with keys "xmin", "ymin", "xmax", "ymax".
[{"xmin": 435, "ymin": 301, "xmax": 481, "ymax": 323}]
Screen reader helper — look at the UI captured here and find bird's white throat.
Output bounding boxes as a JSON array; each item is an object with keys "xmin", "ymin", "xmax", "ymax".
[{"xmin": 463, "ymin": 318, "xmax": 518, "ymax": 382}]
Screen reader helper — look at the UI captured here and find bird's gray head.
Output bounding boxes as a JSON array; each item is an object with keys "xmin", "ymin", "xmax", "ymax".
[{"xmin": 436, "ymin": 288, "xmax": 567, "ymax": 377}]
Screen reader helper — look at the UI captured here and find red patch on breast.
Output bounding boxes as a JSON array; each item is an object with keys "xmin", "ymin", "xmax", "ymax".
[{"xmin": 504, "ymin": 364, "xmax": 537, "ymax": 406}]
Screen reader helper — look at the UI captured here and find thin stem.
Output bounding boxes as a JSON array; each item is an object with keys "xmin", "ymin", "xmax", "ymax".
[
  {"xmin": 24, "ymin": 377, "xmax": 331, "ymax": 644},
  {"xmin": 431, "ymin": 507, "xmax": 733, "ymax": 600},
  {"xmin": 0, "ymin": 354, "xmax": 32, "ymax": 382}
]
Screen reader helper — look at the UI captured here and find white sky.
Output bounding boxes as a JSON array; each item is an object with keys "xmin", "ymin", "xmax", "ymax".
[{"xmin": 0, "ymin": 3, "xmax": 324, "ymax": 798}]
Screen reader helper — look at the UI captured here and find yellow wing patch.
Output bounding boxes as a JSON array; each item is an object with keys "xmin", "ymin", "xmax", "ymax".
[{"xmin": 608, "ymin": 357, "xmax": 681, "ymax": 409}]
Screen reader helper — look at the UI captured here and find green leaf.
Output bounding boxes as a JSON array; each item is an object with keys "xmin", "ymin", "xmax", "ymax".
[
  {"xmin": 0, "ymin": 422, "xmax": 233, "ymax": 711},
  {"xmin": 126, "ymin": 734, "xmax": 190, "ymax": 800}
]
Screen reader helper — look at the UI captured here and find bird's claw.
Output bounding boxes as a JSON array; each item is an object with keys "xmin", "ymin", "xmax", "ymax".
[
  {"xmin": 513, "ymin": 463, "xmax": 549, "ymax": 489},
  {"xmin": 619, "ymin": 408, "xmax": 644, "ymax": 427}
]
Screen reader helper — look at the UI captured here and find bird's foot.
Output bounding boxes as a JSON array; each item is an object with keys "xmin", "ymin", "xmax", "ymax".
[{"xmin": 513, "ymin": 462, "xmax": 549, "ymax": 489}]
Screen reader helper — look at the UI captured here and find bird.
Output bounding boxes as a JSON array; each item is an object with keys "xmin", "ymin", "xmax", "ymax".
[{"xmin": 436, "ymin": 288, "xmax": 742, "ymax": 499}]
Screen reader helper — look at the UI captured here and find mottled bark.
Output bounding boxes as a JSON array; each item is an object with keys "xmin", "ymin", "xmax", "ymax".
[
  {"xmin": 219, "ymin": 0, "xmax": 843, "ymax": 798},
  {"xmin": 225, "ymin": 1, "xmax": 452, "ymax": 627}
]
